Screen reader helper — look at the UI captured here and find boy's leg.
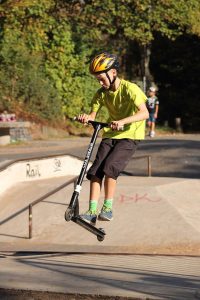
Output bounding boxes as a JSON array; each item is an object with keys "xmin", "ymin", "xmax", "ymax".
[
  {"xmin": 89, "ymin": 176, "xmax": 102, "ymax": 212},
  {"xmin": 99, "ymin": 139, "xmax": 138, "ymax": 221},
  {"xmin": 81, "ymin": 139, "xmax": 112, "ymax": 224},
  {"xmin": 90, "ymin": 176, "xmax": 102, "ymax": 200},
  {"xmin": 151, "ymin": 121, "xmax": 155, "ymax": 131},
  {"xmin": 104, "ymin": 176, "xmax": 117, "ymax": 199},
  {"xmin": 98, "ymin": 176, "xmax": 116, "ymax": 221},
  {"xmin": 150, "ymin": 121, "xmax": 155, "ymax": 137},
  {"xmin": 149, "ymin": 114, "xmax": 155, "ymax": 137},
  {"xmin": 80, "ymin": 176, "xmax": 102, "ymax": 224},
  {"xmin": 87, "ymin": 175, "xmax": 116, "ymax": 212}
]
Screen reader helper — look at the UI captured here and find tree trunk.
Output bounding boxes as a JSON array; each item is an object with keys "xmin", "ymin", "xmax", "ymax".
[{"xmin": 140, "ymin": 43, "xmax": 154, "ymax": 92}]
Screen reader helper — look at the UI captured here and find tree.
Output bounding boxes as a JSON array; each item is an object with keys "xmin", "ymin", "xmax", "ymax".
[
  {"xmin": 0, "ymin": 0, "xmax": 63, "ymax": 121},
  {"xmin": 0, "ymin": 0, "xmax": 200, "ymax": 129},
  {"xmin": 67, "ymin": 0, "xmax": 200, "ymax": 86},
  {"xmin": 0, "ymin": 28, "xmax": 63, "ymax": 122},
  {"xmin": 0, "ymin": 0, "xmax": 97, "ymax": 121}
]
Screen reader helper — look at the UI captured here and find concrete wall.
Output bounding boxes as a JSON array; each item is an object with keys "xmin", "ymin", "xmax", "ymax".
[
  {"xmin": 0, "ymin": 122, "xmax": 31, "ymax": 145},
  {"xmin": 0, "ymin": 155, "xmax": 90, "ymax": 194}
]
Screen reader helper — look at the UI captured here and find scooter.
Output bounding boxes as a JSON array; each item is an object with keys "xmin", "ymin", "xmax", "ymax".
[{"xmin": 64, "ymin": 120, "xmax": 109, "ymax": 242}]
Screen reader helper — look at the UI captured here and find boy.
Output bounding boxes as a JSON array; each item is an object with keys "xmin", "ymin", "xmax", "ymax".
[
  {"xmin": 146, "ymin": 86, "xmax": 159, "ymax": 137},
  {"xmin": 77, "ymin": 52, "xmax": 149, "ymax": 224}
]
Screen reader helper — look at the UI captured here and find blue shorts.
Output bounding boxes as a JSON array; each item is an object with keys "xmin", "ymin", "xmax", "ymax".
[{"xmin": 148, "ymin": 113, "xmax": 156, "ymax": 123}]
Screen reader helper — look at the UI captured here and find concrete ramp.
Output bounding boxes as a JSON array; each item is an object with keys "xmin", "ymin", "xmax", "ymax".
[{"xmin": 0, "ymin": 175, "xmax": 200, "ymax": 255}]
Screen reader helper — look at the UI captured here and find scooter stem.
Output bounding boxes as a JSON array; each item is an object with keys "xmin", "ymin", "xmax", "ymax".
[{"xmin": 69, "ymin": 121, "xmax": 108, "ymax": 210}]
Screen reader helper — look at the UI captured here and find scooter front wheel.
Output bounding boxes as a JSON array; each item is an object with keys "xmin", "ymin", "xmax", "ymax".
[{"xmin": 65, "ymin": 207, "xmax": 74, "ymax": 221}]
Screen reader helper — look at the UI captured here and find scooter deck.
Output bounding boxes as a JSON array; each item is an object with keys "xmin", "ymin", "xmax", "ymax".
[{"xmin": 72, "ymin": 215, "xmax": 106, "ymax": 241}]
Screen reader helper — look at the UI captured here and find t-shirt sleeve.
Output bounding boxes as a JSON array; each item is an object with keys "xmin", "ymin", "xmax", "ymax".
[
  {"xmin": 91, "ymin": 90, "xmax": 103, "ymax": 112},
  {"xmin": 155, "ymin": 98, "xmax": 159, "ymax": 105},
  {"xmin": 129, "ymin": 84, "xmax": 147, "ymax": 107}
]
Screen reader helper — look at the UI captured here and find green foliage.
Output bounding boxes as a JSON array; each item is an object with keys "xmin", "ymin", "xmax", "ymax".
[
  {"xmin": 70, "ymin": 0, "xmax": 200, "ymax": 45},
  {"xmin": 0, "ymin": 0, "xmax": 101, "ymax": 121},
  {"xmin": 0, "ymin": 0, "xmax": 63, "ymax": 121},
  {"xmin": 0, "ymin": 29, "xmax": 62, "ymax": 121},
  {"xmin": 0, "ymin": 0, "xmax": 199, "ymax": 131}
]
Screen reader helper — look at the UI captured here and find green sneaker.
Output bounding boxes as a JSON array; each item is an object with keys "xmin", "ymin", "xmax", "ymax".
[
  {"xmin": 98, "ymin": 206, "xmax": 113, "ymax": 221},
  {"xmin": 80, "ymin": 210, "xmax": 97, "ymax": 224}
]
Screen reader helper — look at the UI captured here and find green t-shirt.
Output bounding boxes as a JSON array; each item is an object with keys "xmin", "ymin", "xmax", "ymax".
[{"xmin": 91, "ymin": 79, "xmax": 147, "ymax": 140}]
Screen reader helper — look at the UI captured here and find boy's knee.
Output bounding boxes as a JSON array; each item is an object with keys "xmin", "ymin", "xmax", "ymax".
[
  {"xmin": 90, "ymin": 175, "xmax": 102, "ymax": 183},
  {"xmin": 103, "ymin": 163, "xmax": 120, "ymax": 180}
]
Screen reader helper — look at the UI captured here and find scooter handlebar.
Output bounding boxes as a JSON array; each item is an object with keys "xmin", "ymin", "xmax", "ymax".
[
  {"xmin": 72, "ymin": 117, "xmax": 124, "ymax": 131},
  {"xmin": 88, "ymin": 120, "xmax": 124, "ymax": 131}
]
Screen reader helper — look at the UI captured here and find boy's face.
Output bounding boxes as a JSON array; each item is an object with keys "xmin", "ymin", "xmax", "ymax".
[
  {"xmin": 149, "ymin": 90, "xmax": 156, "ymax": 97},
  {"xmin": 94, "ymin": 69, "xmax": 117, "ymax": 90}
]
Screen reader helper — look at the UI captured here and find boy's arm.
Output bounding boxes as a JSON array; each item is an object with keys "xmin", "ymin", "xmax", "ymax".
[
  {"xmin": 111, "ymin": 103, "xmax": 149, "ymax": 130},
  {"xmin": 77, "ymin": 111, "xmax": 97, "ymax": 124},
  {"xmin": 154, "ymin": 103, "xmax": 159, "ymax": 118},
  {"xmin": 78, "ymin": 90, "xmax": 102, "ymax": 124}
]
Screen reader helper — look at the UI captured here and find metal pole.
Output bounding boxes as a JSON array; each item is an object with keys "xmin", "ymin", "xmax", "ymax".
[
  {"xmin": 143, "ymin": 75, "xmax": 147, "ymax": 94},
  {"xmin": 148, "ymin": 156, "xmax": 152, "ymax": 177},
  {"xmin": 29, "ymin": 204, "xmax": 32, "ymax": 239}
]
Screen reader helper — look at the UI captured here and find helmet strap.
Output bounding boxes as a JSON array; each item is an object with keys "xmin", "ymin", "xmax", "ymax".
[{"xmin": 106, "ymin": 72, "xmax": 117, "ymax": 90}]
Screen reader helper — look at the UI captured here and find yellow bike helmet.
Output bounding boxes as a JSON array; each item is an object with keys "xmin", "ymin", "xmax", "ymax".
[{"xmin": 89, "ymin": 52, "xmax": 119, "ymax": 75}]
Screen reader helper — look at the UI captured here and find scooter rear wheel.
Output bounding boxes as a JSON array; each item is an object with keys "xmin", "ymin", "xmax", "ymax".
[
  {"xmin": 65, "ymin": 207, "xmax": 74, "ymax": 221},
  {"xmin": 97, "ymin": 228, "xmax": 105, "ymax": 242},
  {"xmin": 97, "ymin": 235, "xmax": 104, "ymax": 242}
]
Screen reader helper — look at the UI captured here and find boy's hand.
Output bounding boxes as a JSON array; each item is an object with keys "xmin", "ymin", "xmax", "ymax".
[
  {"xmin": 77, "ymin": 114, "xmax": 90, "ymax": 124},
  {"xmin": 110, "ymin": 120, "xmax": 124, "ymax": 131}
]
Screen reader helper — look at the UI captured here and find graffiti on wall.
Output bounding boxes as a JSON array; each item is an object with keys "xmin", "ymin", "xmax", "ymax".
[
  {"xmin": 53, "ymin": 158, "xmax": 62, "ymax": 172},
  {"xmin": 26, "ymin": 163, "xmax": 41, "ymax": 178}
]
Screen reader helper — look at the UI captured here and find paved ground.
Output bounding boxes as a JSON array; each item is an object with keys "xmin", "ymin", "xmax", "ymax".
[
  {"xmin": 0, "ymin": 134, "xmax": 200, "ymax": 178},
  {"xmin": 0, "ymin": 134, "xmax": 200, "ymax": 299},
  {"xmin": 0, "ymin": 176, "xmax": 200, "ymax": 255},
  {"xmin": 0, "ymin": 253, "xmax": 200, "ymax": 300}
]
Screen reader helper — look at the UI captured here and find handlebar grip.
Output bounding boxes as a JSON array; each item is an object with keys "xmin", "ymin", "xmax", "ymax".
[{"xmin": 108, "ymin": 123, "xmax": 124, "ymax": 131}]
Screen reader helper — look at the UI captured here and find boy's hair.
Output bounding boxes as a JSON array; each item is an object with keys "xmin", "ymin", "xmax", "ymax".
[{"xmin": 149, "ymin": 86, "xmax": 156, "ymax": 92}]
